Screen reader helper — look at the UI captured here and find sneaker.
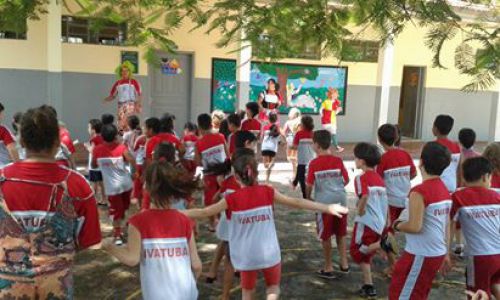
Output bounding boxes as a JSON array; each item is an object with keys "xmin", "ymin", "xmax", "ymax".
[
  {"xmin": 453, "ymin": 244, "xmax": 464, "ymax": 256},
  {"xmin": 381, "ymin": 234, "xmax": 399, "ymax": 255},
  {"xmin": 359, "ymin": 284, "xmax": 377, "ymax": 298},
  {"xmin": 113, "ymin": 236, "xmax": 124, "ymax": 246},
  {"xmin": 316, "ymin": 269, "xmax": 338, "ymax": 280},
  {"xmin": 337, "ymin": 265, "xmax": 350, "ymax": 274}
]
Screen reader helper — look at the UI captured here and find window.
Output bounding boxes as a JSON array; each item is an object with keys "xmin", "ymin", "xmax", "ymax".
[
  {"xmin": 0, "ymin": 30, "xmax": 26, "ymax": 40},
  {"xmin": 253, "ymin": 34, "xmax": 322, "ymax": 60},
  {"xmin": 61, "ymin": 16, "xmax": 127, "ymax": 45},
  {"xmin": 341, "ymin": 40, "xmax": 380, "ymax": 63}
]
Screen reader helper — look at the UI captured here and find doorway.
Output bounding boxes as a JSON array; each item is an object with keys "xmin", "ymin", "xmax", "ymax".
[
  {"xmin": 398, "ymin": 66, "xmax": 426, "ymax": 139},
  {"xmin": 149, "ymin": 53, "xmax": 192, "ymax": 133}
]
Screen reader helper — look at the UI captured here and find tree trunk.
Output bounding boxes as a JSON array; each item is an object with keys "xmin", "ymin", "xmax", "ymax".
[{"xmin": 276, "ymin": 71, "xmax": 288, "ymax": 106}]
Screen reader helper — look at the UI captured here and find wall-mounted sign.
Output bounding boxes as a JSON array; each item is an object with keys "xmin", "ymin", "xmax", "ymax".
[
  {"xmin": 121, "ymin": 51, "xmax": 139, "ymax": 74},
  {"xmin": 161, "ymin": 58, "xmax": 183, "ymax": 75}
]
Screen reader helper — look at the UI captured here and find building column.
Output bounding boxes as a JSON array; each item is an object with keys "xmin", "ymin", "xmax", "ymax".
[
  {"xmin": 489, "ymin": 84, "xmax": 500, "ymax": 141},
  {"xmin": 46, "ymin": 0, "xmax": 63, "ymax": 114},
  {"xmin": 236, "ymin": 28, "xmax": 252, "ymax": 111},
  {"xmin": 373, "ymin": 38, "xmax": 395, "ymax": 142}
]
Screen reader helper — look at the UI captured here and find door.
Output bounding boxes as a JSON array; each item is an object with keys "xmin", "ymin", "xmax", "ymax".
[
  {"xmin": 398, "ymin": 66, "xmax": 426, "ymax": 139},
  {"xmin": 149, "ymin": 53, "xmax": 192, "ymax": 134}
]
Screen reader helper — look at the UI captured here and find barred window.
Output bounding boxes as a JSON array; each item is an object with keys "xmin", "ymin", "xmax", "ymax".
[{"xmin": 61, "ymin": 16, "xmax": 127, "ymax": 45}]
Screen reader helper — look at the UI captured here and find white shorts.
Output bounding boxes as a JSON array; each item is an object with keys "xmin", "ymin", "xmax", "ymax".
[
  {"xmin": 216, "ymin": 213, "xmax": 229, "ymax": 241},
  {"xmin": 322, "ymin": 124, "xmax": 337, "ymax": 135}
]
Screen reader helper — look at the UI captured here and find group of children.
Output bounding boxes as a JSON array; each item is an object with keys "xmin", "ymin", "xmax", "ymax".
[{"xmin": 0, "ymin": 99, "xmax": 499, "ymax": 300}]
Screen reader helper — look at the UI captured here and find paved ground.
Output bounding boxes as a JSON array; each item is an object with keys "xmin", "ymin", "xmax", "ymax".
[{"xmin": 73, "ymin": 166, "xmax": 468, "ymax": 300}]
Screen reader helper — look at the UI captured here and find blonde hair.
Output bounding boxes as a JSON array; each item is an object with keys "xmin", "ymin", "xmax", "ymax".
[
  {"xmin": 211, "ymin": 110, "xmax": 225, "ymax": 127},
  {"xmin": 483, "ymin": 142, "xmax": 500, "ymax": 172},
  {"xmin": 288, "ymin": 107, "xmax": 301, "ymax": 120},
  {"xmin": 115, "ymin": 61, "xmax": 135, "ymax": 79}
]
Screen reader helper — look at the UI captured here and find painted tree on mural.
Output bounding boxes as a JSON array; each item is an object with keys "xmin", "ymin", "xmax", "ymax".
[
  {"xmin": 1, "ymin": 0, "xmax": 497, "ymax": 91},
  {"xmin": 255, "ymin": 64, "xmax": 319, "ymax": 106}
]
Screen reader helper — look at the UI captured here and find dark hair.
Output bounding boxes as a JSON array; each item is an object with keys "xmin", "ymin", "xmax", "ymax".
[
  {"xmin": 21, "ymin": 106, "xmax": 59, "ymax": 153},
  {"xmin": 462, "ymin": 157, "xmax": 493, "ymax": 183},
  {"xmin": 458, "ymin": 128, "xmax": 476, "ymax": 149},
  {"xmin": 420, "ymin": 142, "xmax": 451, "ymax": 176},
  {"xmin": 205, "ymin": 160, "xmax": 232, "ymax": 176},
  {"xmin": 145, "ymin": 161, "xmax": 200, "ymax": 208},
  {"xmin": 101, "ymin": 113, "xmax": 115, "ymax": 125},
  {"xmin": 101, "ymin": 124, "xmax": 118, "ymax": 142},
  {"xmin": 237, "ymin": 109, "xmax": 246, "ymax": 121},
  {"xmin": 235, "ymin": 130, "xmax": 257, "ymax": 149},
  {"xmin": 433, "ymin": 115, "xmax": 454, "ymax": 136},
  {"xmin": 0, "ymin": 102, "xmax": 4, "ymax": 112},
  {"xmin": 89, "ymin": 119, "xmax": 103, "ymax": 134},
  {"xmin": 482, "ymin": 142, "xmax": 500, "ymax": 172},
  {"xmin": 378, "ymin": 124, "xmax": 398, "ymax": 146},
  {"xmin": 184, "ymin": 122, "xmax": 198, "ymax": 133},
  {"xmin": 267, "ymin": 78, "xmax": 280, "ymax": 92},
  {"xmin": 219, "ymin": 119, "xmax": 231, "ymax": 139},
  {"xmin": 354, "ymin": 142, "xmax": 381, "ymax": 168},
  {"xmin": 40, "ymin": 105, "xmax": 57, "ymax": 118},
  {"xmin": 232, "ymin": 149, "xmax": 258, "ymax": 186},
  {"xmin": 313, "ymin": 130, "xmax": 331, "ymax": 150},
  {"xmin": 197, "ymin": 113, "xmax": 212, "ymax": 130},
  {"xmin": 394, "ymin": 124, "xmax": 402, "ymax": 147},
  {"xmin": 160, "ymin": 113, "xmax": 175, "ymax": 133},
  {"xmin": 246, "ymin": 102, "xmax": 259, "ymax": 118},
  {"xmin": 153, "ymin": 142, "xmax": 176, "ymax": 163},
  {"xmin": 127, "ymin": 115, "xmax": 140, "ymax": 130},
  {"xmin": 269, "ymin": 112, "xmax": 278, "ymax": 124},
  {"xmin": 12, "ymin": 112, "xmax": 23, "ymax": 134},
  {"xmin": 301, "ymin": 115, "xmax": 314, "ymax": 131},
  {"xmin": 145, "ymin": 117, "xmax": 161, "ymax": 134},
  {"xmin": 269, "ymin": 124, "xmax": 280, "ymax": 138},
  {"xmin": 227, "ymin": 113, "xmax": 241, "ymax": 128}
]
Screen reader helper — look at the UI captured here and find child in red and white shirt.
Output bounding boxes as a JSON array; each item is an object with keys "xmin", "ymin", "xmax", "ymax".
[
  {"xmin": 376, "ymin": 124, "xmax": 417, "ymax": 274},
  {"xmin": 457, "ymin": 128, "xmax": 481, "ymax": 187},
  {"xmin": 351, "ymin": 143, "xmax": 391, "ymax": 298},
  {"xmin": 181, "ymin": 122, "xmax": 199, "ymax": 176},
  {"xmin": 483, "ymin": 142, "xmax": 500, "ymax": 193},
  {"xmin": 390, "ymin": 142, "xmax": 453, "ymax": 300},
  {"xmin": 261, "ymin": 112, "xmax": 282, "ymax": 184},
  {"xmin": 0, "ymin": 102, "xmax": 18, "ymax": 167},
  {"xmin": 306, "ymin": 130, "xmax": 350, "ymax": 278},
  {"xmin": 92, "ymin": 124, "xmax": 136, "ymax": 245},
  {"xmin": 145, "ymin": 124, "xmax": 184, "ymax": 167},
  {"xmin": 183, "ymin": 149, "xmax": 348, "ymax": 299},
  {"xmin": 291, "ymin": 115, "xmax": 316, "ymax": 198},
  {"xmin": 85, "ymin": 119, "xmax": 106, "ymax": 206},
  {"xmin": 241, "ymin": 102, "xmax": 262, "ymax": 138},
  {"xmin": 451, "ymin": 157, "xmax": 500, "ymax": 299},
  {"xmin": 227, "ymin": 113, "xmax": 242, "ymax": 157},
  {"xmin": 56, "ymin": 123, "xmax": 76, "ymax": 169},
  {"xmin": 131, "ymin": 133, "xmax": 146, "ymax": 206},
  {"xmin": 195, "ymin": 113, "xmax": 229, "ymax": 231},
  {"xmin": 103, "ymin": 161, "xmax": 202, "ymax": 300}
]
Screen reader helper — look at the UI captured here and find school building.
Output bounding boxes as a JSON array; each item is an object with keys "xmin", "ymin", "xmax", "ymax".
[{"xmin": 0, "ymin": 0, "xmax": 499, "ymax": 143}]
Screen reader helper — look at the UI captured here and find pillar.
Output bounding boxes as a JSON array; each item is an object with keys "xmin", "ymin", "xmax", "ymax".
[
  {"xmin": 489, "ymin": 84, "xmax": 500, "ymax": 141},
  {"xmin": 373, "ymin": 38, "xmax": 395, "ymax": 142},
  {"xmin": 236, "ymin": 28, "xmax": 252, "ymax": 111},
  {"xmin": 46, "ymin": 0, "xmax": 63, "ymax": 114}
]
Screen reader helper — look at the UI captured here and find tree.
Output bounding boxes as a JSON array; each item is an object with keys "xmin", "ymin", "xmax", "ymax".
[
  {"xmin": 1, "ymin": 0, "xmax": 498, "ymax": 91},
  {"xmin": 255, "ymin": 63, "xmax": 318, "ymax": 105}
]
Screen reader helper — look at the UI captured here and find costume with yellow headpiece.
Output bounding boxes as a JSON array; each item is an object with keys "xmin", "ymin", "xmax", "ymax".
[
  {"xmin": 320, "ymin": 87, "xmax": 343, "ymax": 151},
  {"xmin": 105, "ymin": 61, "xmax": 143, "ymax": 132}
]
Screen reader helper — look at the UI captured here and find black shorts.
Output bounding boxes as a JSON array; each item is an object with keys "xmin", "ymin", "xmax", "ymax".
[
  {"xmin": 261, "ymin": 150, "xmax": 276, "ymax": 158},
  {"xmin": 88, "ymin": 170, "xmax": 103, "ymax": 182}
]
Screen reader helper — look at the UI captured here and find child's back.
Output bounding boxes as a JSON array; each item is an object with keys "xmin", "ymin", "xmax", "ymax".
[
  {"xmin": 94, "ymin": 142, "xmax": 133, "ymax": 196},
  {"xmin": 129, "ymin": 209, "xmax": 198, "ymax": 300},
  {"xmin": 307, "ymin": 154, "xmax": 348, "ymax": 205},
  {"xmin": 354, "ymin": 170, "xmax": 388, "ymax": 235},
  {"xmin": 436, "ymin": 138, "xmax": 461, "ymax": 192}
]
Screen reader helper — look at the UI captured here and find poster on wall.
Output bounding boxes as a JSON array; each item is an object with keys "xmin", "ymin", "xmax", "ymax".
[
  {"xmin": 211, "ymin": 58, "xmax": 348, "ymax": 115},
  {"xmin": 121, "ymin": 51, "xmax": 139, "ymax": 74},
  {"xmin": 161, "ymin": 57, "xmax": 183, "ymax": 75}
]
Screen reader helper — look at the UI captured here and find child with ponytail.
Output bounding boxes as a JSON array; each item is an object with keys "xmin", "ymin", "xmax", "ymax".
[
  {"xmin": 183, "ymin": 149, "xmax": 348, "ymax": 300},
  {"xmin": 103, "ymin": 159, "xmax": 202, "ymax": 300},
  {"xmin": 261, "ymin": 112, "xmax": 282, "ymax": 184}
]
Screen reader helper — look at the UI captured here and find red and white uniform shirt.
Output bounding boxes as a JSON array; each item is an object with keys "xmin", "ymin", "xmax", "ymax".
[
  {"xmin": 376, "ymin": 148, "xmax": 416, "ymax": 208},
  {"xmin": 228, "ymin": 131, "xmax": 238, "ymax": 157},
  {"xmin": 354, "ymin": 170, "xmax": 388, "ymax": 235},
  {"xmin": 182, "ymin": 134, "xmax": 198, "ymax": 161},
  {"xmin": 129, "ymin": 209, "xmax": 197, "ymax": 300},
  {"xmin": 88, "ymin": 135, "xmax": 104, "ymax": 171},
  {"xmin": 261, "ymin": 124, "xmax": 280, "ymax": 153},
  {"xmin": 451, "ymin": 187, "xmax": 500, "ymax": 256},
  {"xmin": 134, "ymin": 135, "xmax": 147, "ymax": 166},
  {"xmin": 307, "ymin": 155, "xmax": 349, "ymax": 205},
  {"xmin": 123, "ymin": 129, "xmax": 141, "ymax": 154},
  {"xmin": 56, "ymin": 127, "xmax": 76, "ymax": 166},
  {"xmin": 0, "ymin": 161, "xmax": 101, "ymax": 249},
  {"xmin": 92, "ymin": 143, "xmax": 133, "ymax": 196},
  {"xmin": 145, "ymin": 133, "xmax": 182, "ymax": 161},
  {"xmin": 293, "ymin": 130, "xmax": 315, "ymax": 166},
  {"xmin": 491, "ymin": 172, "xmax": 500, "ymax": 194},
  {"xmin": 0, "ymin": 125, "xmax": 15, "ymax": 167},
  {"xmin": 404, "ymin": 178, "xmax": 451, "ymax": 257},
  {"xmin": 216, "ymin": 175, "xmax": 241, "ymax": 241},
  {"xmin": 195, "ymin": 133, "xmax": 227, "ymax": 172},
  {"xmin": 436, "ymin": 138, "xmax": 461, "ymax": 193},
  {"xmin": 241, "ymin": 118, "xmax": 262, "ymax": 138},
  {"xmin": 109, "ymin": 78, "xmax": 142, "ymax": 103},
  {"xmin": 225, "ymin": 185, "xmax": 280, "ymax": 271}
]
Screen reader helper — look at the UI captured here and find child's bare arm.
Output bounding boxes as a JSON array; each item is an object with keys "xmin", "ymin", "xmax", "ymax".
[
  {"xmin": 394, "ymin": 192, "xmax": 425, "ymax": 234},
  {"xmin": 305, "ymin": 184, "xmax": 313, "ymax": 200},
  {"xmin": 274, "ymin": 190, "xmax": 348, "ymax": 217},
  {"xmin": 181, "ymin": 199, "xmax": 228, "ymax": 219},
  {"xmin": 357, "ymin": 195, "xmax": 368, "ymax": 216},
  {"xmin": 189, "ymin": 235, "xmax": 202, "ymax": 279},
  {"xmin": 103, "ymin": 225, "xmax": 142, "ymax": 267}
]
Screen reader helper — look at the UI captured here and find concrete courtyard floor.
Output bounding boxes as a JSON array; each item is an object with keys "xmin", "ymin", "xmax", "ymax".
[{"xmin": 73, "ymin": 163, "xmax": 467, "ymax": 300}]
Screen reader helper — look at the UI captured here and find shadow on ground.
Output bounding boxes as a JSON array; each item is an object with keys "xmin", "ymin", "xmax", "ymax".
[{"xmin": 74, "ymin": 180, "xmax": 466, "ymax": 300}]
